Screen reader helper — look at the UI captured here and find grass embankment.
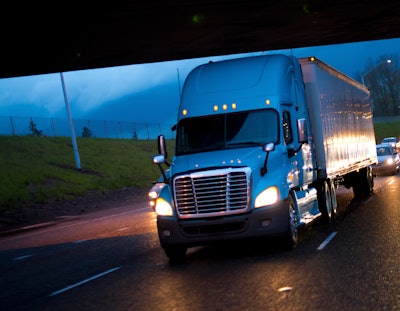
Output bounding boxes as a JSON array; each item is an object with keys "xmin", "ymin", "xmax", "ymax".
[
  {"xmin": 0, "ymin": 136, "xmax": 174, "ymax": 211},
  {"xmin": 374, "ymin": 121, "xmax": 400, "ymax": 143},
  {"xmin": 0, "ymin": 120, "xmax": 398, "ymax": 212}
]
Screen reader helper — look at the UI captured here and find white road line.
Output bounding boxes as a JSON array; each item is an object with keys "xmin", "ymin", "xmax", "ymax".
[
  {"xmin": 117, "ymin": 227, "xmax": 129, "ymax": 232},
  {"xmin": 72, "ymin": 240, "xmax": 88, "ymax": 244},
  {"xmin": 363, "ymin": 196, "xmax": 373, "ymax": 205},
  {"xmin": 13, "ymin": 254, "xmax": 33, "ymax": 260},
  {"xmin": 317, "ymin": 232, "xmax": 337, "ymax": 250},
  {"xmin": 49, "ymin": 266, "xmax": 120, "ymax": 296}
]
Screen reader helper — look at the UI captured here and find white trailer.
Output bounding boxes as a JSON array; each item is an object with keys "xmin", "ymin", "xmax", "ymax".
[{"xmin": 300, "ymin": 57, "xmax": 377, "ymax": 196}]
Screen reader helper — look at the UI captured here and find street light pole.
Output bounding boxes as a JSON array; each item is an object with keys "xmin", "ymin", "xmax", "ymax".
[
  {"xmin": 361, "ymin": 59, "xmax": 391, "ymax": 86},
  {"xmin": 60, "ymin": 72, "xmax": 82, "ymax": 171}
]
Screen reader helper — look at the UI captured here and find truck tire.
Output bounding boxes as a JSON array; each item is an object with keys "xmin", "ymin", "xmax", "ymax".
[
  {"xmin": 367, "ymin": 166, "xmax": 374, "ymax": 193},
  {"xmin": 317, "ymin": 180, "xmax": 332, "ymax": 223},
  {"xmin": 329, "ymin": 180, "xmax": 337, "ymax": 220},
  {"xmin": 162, "ymin": 245, "xmax": 187, "ymax": 263},
  {"xmin": 283, "ymin": 195, "xmax": 299, "ymax": 249},
  {"xmin": 352, "ymin": 167, "xmax": 374, "ymax": 197}
]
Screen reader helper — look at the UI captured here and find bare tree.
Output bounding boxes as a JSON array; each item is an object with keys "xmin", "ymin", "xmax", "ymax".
[{"xmin": 357, "ymin": 54, "xmax": 400, "ymax": 117}]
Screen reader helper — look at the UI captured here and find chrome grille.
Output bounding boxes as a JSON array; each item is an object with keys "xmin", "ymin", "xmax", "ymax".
[{"xmin": 173, "ymin": 167, "xmax": 251, "ymax": 218}]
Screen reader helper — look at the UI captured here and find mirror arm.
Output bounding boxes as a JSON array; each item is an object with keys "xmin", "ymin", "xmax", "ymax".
[
  {"xmin": 156, "ymin": 163, "xmax": 168, "ymax": 184},
  {"xmin": 288, "ymin": 143, "xmax": 303, "ymax": 158},
  {"xmin": 260, "ymin": 152, "xmax": 269, "ymax": 177}
]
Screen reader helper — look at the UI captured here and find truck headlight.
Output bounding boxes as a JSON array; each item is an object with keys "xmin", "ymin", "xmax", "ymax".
[
  {"xmin": 255, "ymin": 186, "xmax": 279, "ymax": 208},
  {"xmin": 148, "ymin": 183, "xmax": 167, "ymax": 210},
  {"xmin": 155, "ymin": 198, "xmax": 173, "ymax": 216},
  {"xmin": 386, "ymin": 158, "xmax": 394, "ymax": 165}
]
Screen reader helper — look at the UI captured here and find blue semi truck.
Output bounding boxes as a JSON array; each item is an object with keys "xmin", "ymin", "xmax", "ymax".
[{"xmin": 149, "ymin": 54, "xmax": 377, "ymax": 261}]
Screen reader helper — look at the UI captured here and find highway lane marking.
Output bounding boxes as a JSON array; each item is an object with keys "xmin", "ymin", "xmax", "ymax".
[
  {"xmin": 278, "ymin": 286, "xmax": 293, "ymax": 292},
  {"xmin": 317, "ymin": 231, "xmax": 337, "ymax": 250},
  {"xmin": 13, "ymin": 254, "xmax": 33, "ymax": 260},
  {"xmin": 49, "ymin": 266, "xmax": 120, "ymax": 296},
  {"xmin": 117, "ymin": 227, "xmax": 129, "ymax": 232},
  {"xmin": 72, "ymin": 240, "xmax": 88, "ymax": 244},
  {"xmin": 363, "ymin": 196, "xmax": 373, "ymax": 205}
]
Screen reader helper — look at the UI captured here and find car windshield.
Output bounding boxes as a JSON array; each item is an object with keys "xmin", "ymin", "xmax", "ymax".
[
  {"xmin": 382, "ymin": 138, "xmax": 396, "ymax": 143},
  {"xmin": 377, "ymin": 146, "xmax": 392, "ymax": 156},
  {"xmin": 176, "ymin": 109, "xmax": 279, "ymax": 155}
]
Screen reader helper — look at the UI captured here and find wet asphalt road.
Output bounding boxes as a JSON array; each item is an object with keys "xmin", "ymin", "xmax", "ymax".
[{"xmin": 0, "ymin": 174, "xmax": 399, "ymax": 310}]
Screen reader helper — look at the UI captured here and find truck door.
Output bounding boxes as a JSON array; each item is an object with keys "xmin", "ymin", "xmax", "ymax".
[{"xmin": 282, "ymin": 110, "xmax": 314, "ymax": 186}]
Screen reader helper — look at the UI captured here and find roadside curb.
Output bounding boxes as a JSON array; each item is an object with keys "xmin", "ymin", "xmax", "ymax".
[
  {"xmin": 0, "ymin": 220, "xmax": 60, "ymax": 238},
  {"xmin": 0, "ymin": 202, "xmax": 150, "ymax": 239}
]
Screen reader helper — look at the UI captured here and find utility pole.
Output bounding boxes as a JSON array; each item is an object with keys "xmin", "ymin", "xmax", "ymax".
[{"xmin": 60, "ymin": 72, "xmax": 81, "ymax": 170}]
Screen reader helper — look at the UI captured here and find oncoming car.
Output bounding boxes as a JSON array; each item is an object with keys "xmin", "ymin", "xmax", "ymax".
[
  {"xmin": 381, "ymin": 137, "xmax": 400, "ymax": 152},
  {"xmin": 372, "ymin": 144, "xmax": 400, "ymax": 176}
]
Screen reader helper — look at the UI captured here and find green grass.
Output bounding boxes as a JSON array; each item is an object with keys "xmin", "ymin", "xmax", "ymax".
[
  {"xmin": 0, "ymin": 118, "xmax": 398, "ymax": 212},
  {"xmin": 373, "ymin": 121, "xmax": 400, "ymax": 143},
  {"xmin": 0, "ymin": 136, "xmax": 174, "ymax": 211}
]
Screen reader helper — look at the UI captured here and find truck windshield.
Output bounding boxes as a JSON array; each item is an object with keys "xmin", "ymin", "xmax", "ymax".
[{"xmin": 176, "ymin": 109, "xmax": 279, "ymax": 155}]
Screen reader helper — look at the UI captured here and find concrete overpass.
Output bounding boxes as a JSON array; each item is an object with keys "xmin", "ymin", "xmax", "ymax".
[{"xmin": 0, "ymin": 0, "xmax": 399, "ymax": 78}]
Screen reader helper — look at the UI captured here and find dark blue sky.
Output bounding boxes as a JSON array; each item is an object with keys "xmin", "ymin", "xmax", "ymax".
[{"xmin": 0, "ymin": 38, "xmax": 398, "ymax": 125}]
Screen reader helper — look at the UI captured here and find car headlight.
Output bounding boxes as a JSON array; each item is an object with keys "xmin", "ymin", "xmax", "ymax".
[
  {"xmin": 255, "ymin": 186, "xmax": 279, "ymax": 208},
  {"xmin": 386, "ymin": 158, "xmax": 394, "ymax": 165},
  {"xmin": 155, "ymin": 197, "xmax": 173, "ymax": 216}
]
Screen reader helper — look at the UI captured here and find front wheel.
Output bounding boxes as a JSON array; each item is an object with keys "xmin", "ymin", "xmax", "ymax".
[{"xmin": 283, "ymin": 195, "xmax": 299, "ymax": 249}]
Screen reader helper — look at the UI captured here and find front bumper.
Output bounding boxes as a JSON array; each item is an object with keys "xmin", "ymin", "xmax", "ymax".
[
  {"xmin": 372, "ymin": 164, "xmax": 398, "ymax": 175},
  {"xmin": 157, "ymin": 198, "xmax": 289, "ymax": 248}
]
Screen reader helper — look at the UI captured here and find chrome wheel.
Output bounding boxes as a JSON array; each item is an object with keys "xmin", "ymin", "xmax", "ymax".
[
  {"xmin": 329, "ymin": 180, "xmax": 337, "ymax": 218},
  {"xmin": 285, "ymin": 196, "xmax": 298, "ymax": 248}
]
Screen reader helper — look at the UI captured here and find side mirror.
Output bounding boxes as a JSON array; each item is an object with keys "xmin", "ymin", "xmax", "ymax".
[
  {"xmin": 152, "ymin": 154, "xmax": 165, "ymax": 164},
  {"xmin": 158, "ymin": 135, "xmax": 168, "ymax": 158},
  {"xmin": 262, "ymin": 142, "xmax": 275, "ymax": 152},
  {"xmin": 297, "ymin": 118, "xmax": 308, "ymax": 144}
]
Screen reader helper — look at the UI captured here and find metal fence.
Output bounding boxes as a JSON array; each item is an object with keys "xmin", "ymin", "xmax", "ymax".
[
  {"xmin": 0, "ymin": 116, "xmax": 176, "ymax": 140},
  {"xmin": 1, "ymin": 115, "xmax": 398, "ymax": 140}
]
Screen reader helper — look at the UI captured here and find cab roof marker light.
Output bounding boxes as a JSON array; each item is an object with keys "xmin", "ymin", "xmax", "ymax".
[
  {"xmin": 182, "ymin": 109, "xmax": 187, "ymax": 116},
  {"xmin": 266, "ymin": 99, "xmax": 271, "ymax": 105},
  {"xmin": 232, "ymin": 103, "xmax": 237, "ymax": 109},
  {"xmin": 223, "ymin": 104, "xmax": 227, "ymax": 110},
  {"xmin": 309, "ymin": 56, "xmax": 316, "ymax": 62},
  {"xmin": 214, "ymin": 105, "xmax": 218, "ymax": 111}
]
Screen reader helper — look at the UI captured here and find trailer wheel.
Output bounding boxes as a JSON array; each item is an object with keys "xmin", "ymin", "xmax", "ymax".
[
  {"xmin": 283, "ymin": 195, "xmax": 299, "ymax": 249},
  {"xmin": 352, "ymin": 167, "xmax": 374, "ymax": 197},
  {"xmin": 317, "ymin": 180, "xmax": 332, "ymax": 223},
  {"xmin": 367, "ymin": 166, "xmax": 374, "ymax": 193},
  {"xmin": 162, "ymin": 245, "xmax": 187, "ymax": 263},
  {"xmin": 329, "ymin": 180, "xmax": 337, "ymax": 220}
]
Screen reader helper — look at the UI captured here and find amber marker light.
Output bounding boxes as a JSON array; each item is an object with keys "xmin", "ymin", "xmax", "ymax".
[
  {"xmin": 310, "ymin": 56, "xmax": 316, "ymax": 62},
  {"xmin": 214, "ymin": 105, "xmax": 218, "ymax": 111},
  {"xmin": 182, "ymin": 109, "xmax": 188, "ymax": 116},
  {"xmin": 223, "ymin": 104, "xmax": 227, "ymax": 110},
  {"xmin": 232, "ymin": 103, "xmax": 237, "ymax": 109},
  {"xmin": 266, "ymin": 99, "xmax": 271, "ymax": 105}
]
